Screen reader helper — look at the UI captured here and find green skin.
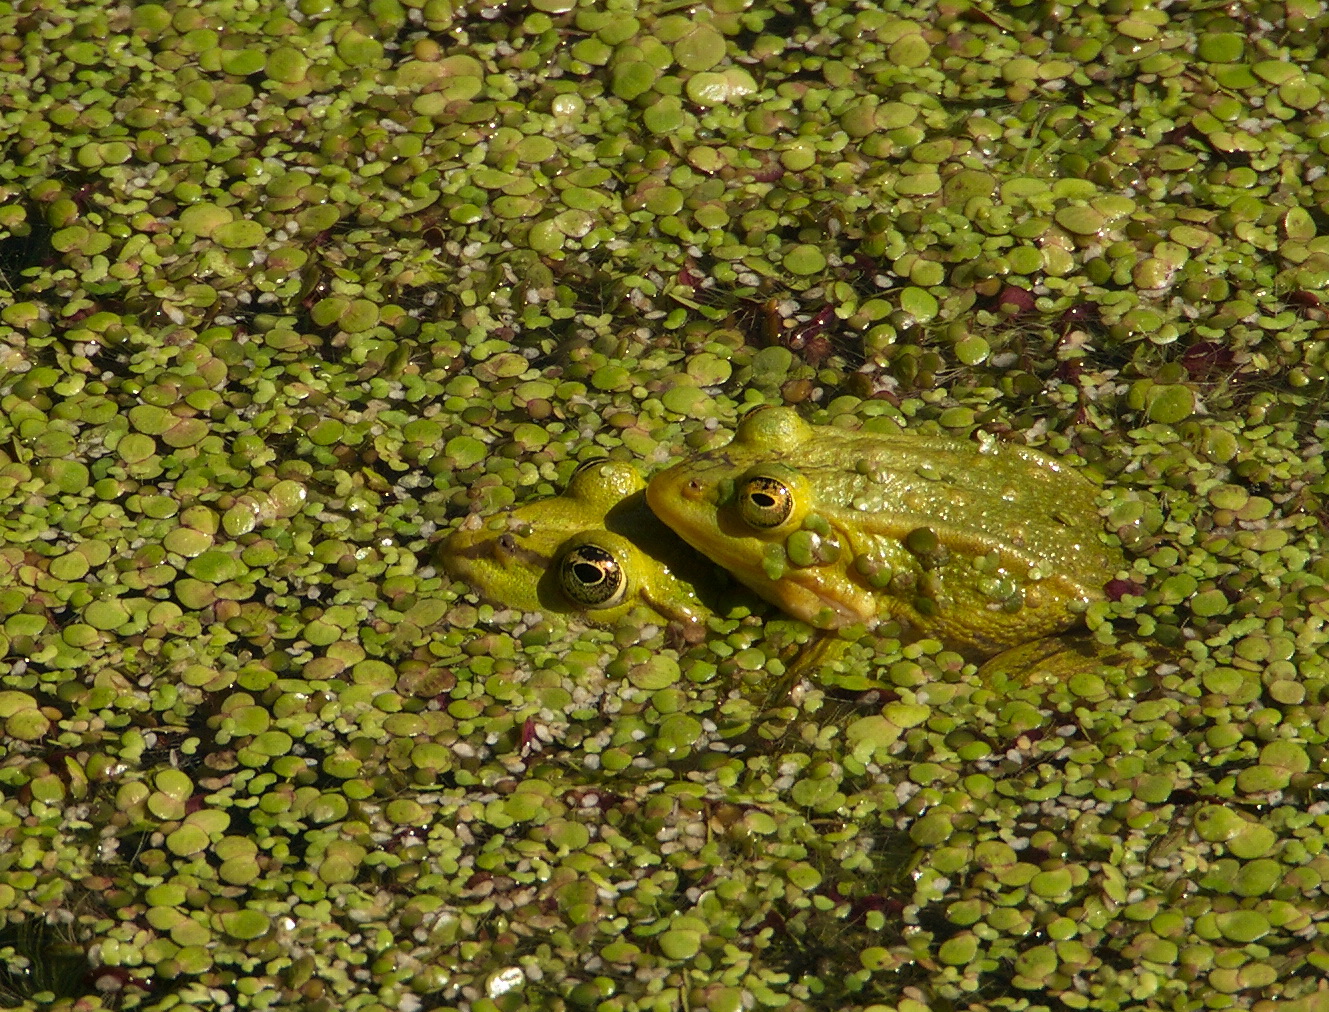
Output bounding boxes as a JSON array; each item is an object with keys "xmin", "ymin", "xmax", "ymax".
[
  {"xmin": 646, "ymin": 407, "xmax": 1127, "ymax": 661},
  {"xmin": 441, "ymin": 460, "xmax": 727, "ymax": 629}
]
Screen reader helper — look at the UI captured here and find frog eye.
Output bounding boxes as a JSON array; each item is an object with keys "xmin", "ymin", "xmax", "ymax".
[
  {"xmin": 738, "ymin": 475, "xmax": 795, "ymax": 529},
  {"xmin": 559, "ymin": 543, "xmax": 628, "ymax": 609}
]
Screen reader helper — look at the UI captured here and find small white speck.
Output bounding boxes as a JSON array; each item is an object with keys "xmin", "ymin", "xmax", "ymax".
[{"xmin": 487, "ymin": 966, "xmax": 524, "ymax": 998}]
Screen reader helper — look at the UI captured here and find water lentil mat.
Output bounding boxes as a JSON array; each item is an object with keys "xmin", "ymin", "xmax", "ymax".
[{"xmin": 0, "ymin": 0, "xmax": 1327, "ymax": 1009}]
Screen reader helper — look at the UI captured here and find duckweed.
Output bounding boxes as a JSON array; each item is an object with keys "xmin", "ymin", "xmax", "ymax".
[{"xmin": 1, "ymin": 0, "xmax": 1328, "ymax": 1009}]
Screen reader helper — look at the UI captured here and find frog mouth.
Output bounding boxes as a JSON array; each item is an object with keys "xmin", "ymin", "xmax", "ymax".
[
  {"xmin": 762, "ymin": 555, "xmax": 878, "ymax": 629},
  {"xmin": 682, "ymin": 540, "xmax": 874, "ymax": 629}
]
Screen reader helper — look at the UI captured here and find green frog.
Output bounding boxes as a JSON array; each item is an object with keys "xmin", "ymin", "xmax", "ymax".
[
  {"xmin": 646, "ymin": 407, "xmax": 1126, "ymax": 661},
  {"xmin": 441, "ymin": 459, "xmax": 733, "ymax": 631}
]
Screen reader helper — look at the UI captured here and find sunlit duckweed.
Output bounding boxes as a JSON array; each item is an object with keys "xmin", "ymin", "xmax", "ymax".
[{"xmin": 0, "ymin": 0, "xmax": 1327, "ymax": 1009}]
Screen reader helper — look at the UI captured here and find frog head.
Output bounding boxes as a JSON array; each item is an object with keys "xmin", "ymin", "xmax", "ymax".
[
  {"xmin": 645, "ymin": 408, "xmax": 872, "ymax": 629},
  {"xmin": 442, "ymin": 459, "xmax": 720, "ymax": 628}
]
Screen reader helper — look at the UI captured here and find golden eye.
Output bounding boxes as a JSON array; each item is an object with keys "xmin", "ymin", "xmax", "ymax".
[
  {"xmin": 738, "ymin": 475, "xmax": 794, "ymax": 529},
  {"xmin": 559, "ymin": 543, "xmax": 627, "ymax": 608}
]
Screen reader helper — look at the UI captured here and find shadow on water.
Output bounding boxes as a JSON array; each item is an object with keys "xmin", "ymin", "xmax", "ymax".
[
  {"xmin": 0, "ymin": 918, "xmax": 93, "ymax": 1004},
  {"xmin": 0, "ymin": 203, "xmax": 53, "ymax": 292}
]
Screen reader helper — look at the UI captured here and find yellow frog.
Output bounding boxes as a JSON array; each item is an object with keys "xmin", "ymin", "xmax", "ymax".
[
  {"xmin": 442, "ymin": 459, "xmax": 732, "ymax": 631},
  {"xmin": 646, "ymin": 407, "xmax": 1124, "ymax": 659}
]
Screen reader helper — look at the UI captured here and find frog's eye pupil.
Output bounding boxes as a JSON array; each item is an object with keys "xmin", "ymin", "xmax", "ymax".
[
  {"xmin": 739, "ymin": 476, "xmax": 794, "ymax": 529},
  {"xmin": 572, "ymin": 561, "xmax": 604, "ymax": 584},
  {"xmin": 559, "ymin": 544, "xmax": 627, "ymax": 608}
]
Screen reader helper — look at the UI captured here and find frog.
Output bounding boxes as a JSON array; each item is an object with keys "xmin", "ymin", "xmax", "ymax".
[
  {"xmin": 645, "ymin": 406, "xmax": 1127, "ymax": 662},
  {"xmin": 441, "ymin": 459, "xmax": 738, "ymax": 632}
]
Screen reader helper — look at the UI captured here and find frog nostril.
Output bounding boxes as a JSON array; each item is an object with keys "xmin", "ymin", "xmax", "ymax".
[{"xmin": 683, "ymin": 479, "xmax": 704, "ymax": 501}]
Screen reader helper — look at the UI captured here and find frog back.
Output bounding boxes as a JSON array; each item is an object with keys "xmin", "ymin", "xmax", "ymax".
[{"xmin": 802, "ymin": 427, "xmax": 1121, "ymax": 652}]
